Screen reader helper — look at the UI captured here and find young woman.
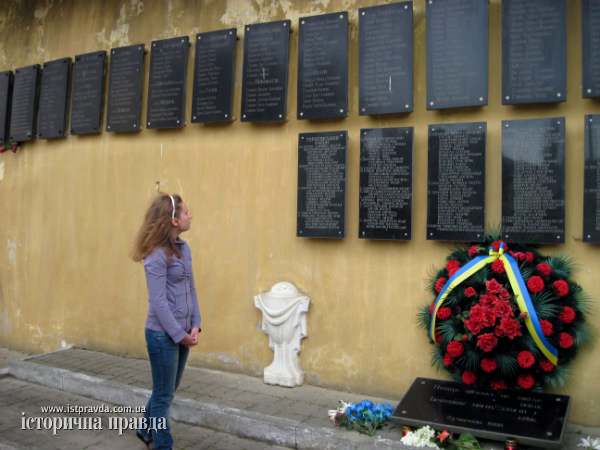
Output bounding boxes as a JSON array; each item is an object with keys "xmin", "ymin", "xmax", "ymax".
[{"xmin": 131, "ymin": 193, "xmax": 201, "ymax": 450}]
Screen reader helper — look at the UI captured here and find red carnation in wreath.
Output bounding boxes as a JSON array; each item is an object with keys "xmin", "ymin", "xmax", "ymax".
[
  {"xmin": 436, "ymin": 307, "xmax": 452, "ymax": 321},
  {"xmin": 492, "ymin": 298, "xmax": 514, "ymax": 318},
  {"xmin": 510, "ymin": 251, "xmax": 525, "ymax": 261},
  {"xmin": 495, "ymin": 317, "xmax": 521, "ymax": 340},
  {"xmin": 419, "ymin": 237, "xmax": 590, "ymax": 391},
  {"xmin": 477, "ymin": 333, "xmax": 498, "ymax": 352},
  {"xmin": 553, "ymin": 280, "xmax": 569, "ymax": 297},
  {"xmin": 527, "ymin": 276, "xmax": 545, "ymax": 294},
  {"xmin": 539, "ymin": 359, "xmax": 555, "ymax": 373},
  {"xmin": 462, "ymin": 371, "xmax": 477, "ymax": 385},
  {"xmin": 491, "ymin": 259, "xmax": 505, "ymax": 274},
  {"xmin": 443, "ymin": 353, "xmax": 453, "ymax": 367},
  {"xmin": 434, "ymin": 277, "xmax": 446, "ymax": 293},
  {"xmin": 446, "ymin": 341, "xmax": 464, "ymax": 358},
  {"xmin": 540, "ymin": 319, "xmax": 554, "ymax": 336},
  {"xmin": 446, "ymin": 260, "xmax": 461, "ymax": 276},
  {"xmin": 517, "ymin": 351, "xmax": 536, "ymax": 369},
  {"xmin": 559, "ymin": 332, "xmax": 574, "ymax": 349},
  {"xmin": 517, "ymin": 373, "xmax": 535, "ymax": 390},
  {"xmin": 464, "ymin": 287, "xmax": 477, "ymax": 298},
  {"xmin": 536, "ymin": 262, "xmax": 552, "ymax": 277},
  {"xmin": 485, "ymin": 278, "xmax": 503, "ymax": 294},
  {"xmin": 468, "ymin": 245, "xmax": 480, "ymax": 257},
  {"xmin": 480, "ymin": 358, "xmax": 497, "ymax": 373},
  {"xmin": 559, "ymin": 306, "xmax": 576, "ymax": 324}
]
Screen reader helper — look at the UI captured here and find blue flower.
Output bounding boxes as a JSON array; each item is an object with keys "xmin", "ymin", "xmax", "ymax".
[{"xmin": 337, "ymin": 399, "xmax": 394, "ymax": 435}]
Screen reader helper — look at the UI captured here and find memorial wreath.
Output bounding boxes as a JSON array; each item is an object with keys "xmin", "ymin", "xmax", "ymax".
[{"xmin": 418, "ymin": 237, "xmax": 591, "ymax": 391}]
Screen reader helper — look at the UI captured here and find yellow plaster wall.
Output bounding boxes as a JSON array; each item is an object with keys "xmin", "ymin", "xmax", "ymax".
[{"xmin": 0, "ymin": 0, "xmax": 599, "ymax": 426}]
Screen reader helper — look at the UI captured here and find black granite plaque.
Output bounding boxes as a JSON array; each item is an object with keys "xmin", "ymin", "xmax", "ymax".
[
  {"xmin": 297, "ymin": 12, "xmax": 348, "ymax": 120},
  {"xmin": 392, "ymin": 378, "xmax": 570, "ymax": 449},
  {"xmin": 192, "ymin": 29, "xmax": 236, "ymax": 123},
  {"xmin": 502, "ymin": 118, "xmax": 565, "ymax": 244},
  {"xmin": 9, "ymin": 65, "xmax": 40, "ymax": 142},
  {"xmin": 359, "ymin": 2, "xmax": 413, "ymax": 115},
  {"xmin": 584, "ymin": 115, "xmax": 600, "ymax": 242},
  {"xmin": 297, "ymin": 131, "xmax": 346, "ymax": 238},
  {"xmin": 359, "ymin": 128, "xmax": 412, "ymax": 240},
  {"xmin": 107, "ymin": 44, "xmax": 144, "ymax": 133},
  {"xmin": 502, "ymin": 0, "xmax": 566, "ymax": 105},
  {"xmin": 427, "ymin": 122, "xmax": 486, "ymax": 242},
  {"xmin": 583, "ymin": 0, "xmax": 600, "ymax": 98},
  {"xmin": 37, "ymin": 58, "xmax": 70, "ymax": 139},
  {"xmin": 241, "ymin": 21, "xmax": 290, "ymax": 122},
  {"xmin": 426, "ymin": 0, "xmax": 488, "ymax": 109},
  {"xmin": 147, "ymin": 36, "xmax": 189, "ymax": 129},
  {"xmin": 71, "ymin": 51, "xmax": 106, "ymax": 135},
  {"xmin": 0, "ymin": 71, "xmax": 13, "ymax": 145}
]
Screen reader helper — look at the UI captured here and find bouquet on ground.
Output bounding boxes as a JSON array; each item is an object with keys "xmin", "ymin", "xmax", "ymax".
[
  {"xmin": 328, "ymin": 399, "xmax": 394, "ymax": 436},
  {"xmin": 579, "ymin": 436, "xmax": 600, "ymax": 450},
  {"xmin": 401, "ymin": 425, "xmax": 481, "ymax": 450}
]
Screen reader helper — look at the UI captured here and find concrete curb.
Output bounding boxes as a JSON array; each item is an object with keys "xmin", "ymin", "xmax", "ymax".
[{"xmin": 8, "ymin": 359, "xmax": 410, "ymax": 450}]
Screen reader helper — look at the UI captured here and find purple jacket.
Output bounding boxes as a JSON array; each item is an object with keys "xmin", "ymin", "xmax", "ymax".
[{"xmin": 144, "ymin": 239, "xmax": 201, "ymax": 343}]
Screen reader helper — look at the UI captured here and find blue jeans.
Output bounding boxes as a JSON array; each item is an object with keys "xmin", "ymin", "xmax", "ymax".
[{"xmin": 140, "ymin": 328, "xmax": 189, "ymax": 450}]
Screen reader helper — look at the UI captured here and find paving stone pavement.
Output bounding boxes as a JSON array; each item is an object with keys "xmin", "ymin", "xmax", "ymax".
[
  {"xmin": 19, "ymin": 348, "xmax": 400, "ymax": 437},
  {"xmin": 2, "ymin": 347, "xmax": 599, "ymax": 450},
  {"xmin": 0, "ymin": 375, "xmax": 292, "ymax": 450},
  {"xmin": 16, "ymin": 349, "xmax": 397, "ymax": 427}
]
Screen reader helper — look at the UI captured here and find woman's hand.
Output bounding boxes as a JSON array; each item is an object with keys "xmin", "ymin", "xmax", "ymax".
[
  {"xmin": 180, "ymin": 333, "xmax": 196, "ymax": 347},
  {"xmin": 190, "ymin": 327, "xmax": 200, "ymax": 345}
]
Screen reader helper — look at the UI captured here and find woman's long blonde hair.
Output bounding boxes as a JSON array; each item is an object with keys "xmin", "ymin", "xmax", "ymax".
[{"xmin": 131, "ymin": 193, "xmax": 183, "ymax": 262}]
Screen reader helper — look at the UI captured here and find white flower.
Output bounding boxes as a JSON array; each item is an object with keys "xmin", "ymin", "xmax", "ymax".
[
  {"xmin": 328, "ymin": 400, "xmax": 352, "ymax": 423},
  {"xmin": 338, "ymin": 400, "xmax": 352, "ymax": 414},
  {"xmin": 579, "ymin": 436, "xmax": 600, "ymax": 450},
  {"xmin": 400, "ymin": 425, "xmax": 441, "ymax": 449}
]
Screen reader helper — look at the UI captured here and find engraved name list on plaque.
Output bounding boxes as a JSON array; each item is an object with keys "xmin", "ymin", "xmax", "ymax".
[
  {"xmin": 427, "ymin": 122, "xmax": 486, "ymax": 242},
  {"xmin": 393, "ymin": 378, "xmax": 570, "ymax": 450},
  {"xmin": 9, "ymin": 65, "xmax": 40, "ymax": 143},
  {"xmin": 241, "ymin": 21, "xmax": 290, "ymax": 122},
  {"xmin": 37, "ymin": 57, "xmax": 71, "ymax": 139},
  {"xmin": 426, "ymin": 0, "xmax": 488, "ymax": 109},
  {"xmin": 297, "ymin": 131, "xmax": 347, "ymax": 239},
  {"xmin": 107, "ymin": 44, "xmax": 145, "ymax": 133},
  {"xmin": 359, "ymin": 127, "xmax": 413, "ymax": 240},
  {"xmin": 502, "ymin": 118, "xmax": 565, "ymax": 244},
  {"xmin": 0, "ymin": 71, "xmax": 13, "ymax": 145},
  {"xmin": 192, "ymin": 29, "xmax": 237, "ymax": 123},
  {"xmin": 502, "ymin": 0, "xmax": 566, "ymax": 105},
  {"xmin": 583, "ymin": 0, "xmax": 600, "ymax": 98},
  {"xmin": 584, "ymin": 115, "xmax": 600, "ymax": 243},
  {"xmin": 359, "ymin": 2, "xmax": 413, "ymax": 115},
  {"xmin": 71, "ymin": 51, "xmax": 106, "ymax": 135},
  {"xmin": 298, "ymin": 12, "xmax": 348, "ymax": 120},
  {"xmin": 147, "ymin": 36, "xmax": 189, "ymax": 129}
]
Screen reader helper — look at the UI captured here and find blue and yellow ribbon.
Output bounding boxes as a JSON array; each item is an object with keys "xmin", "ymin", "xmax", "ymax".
[{"xmin": 430, "ymin": 242, "xmax": 558, "ymax": 365}]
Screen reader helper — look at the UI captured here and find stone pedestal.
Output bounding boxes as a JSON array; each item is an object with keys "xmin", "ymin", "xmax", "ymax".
[{"xmin": 254, "ymin": 282, "xmax": 310, "ymax": 387}]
